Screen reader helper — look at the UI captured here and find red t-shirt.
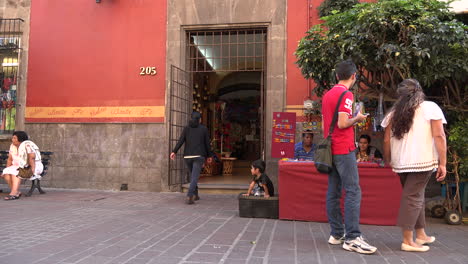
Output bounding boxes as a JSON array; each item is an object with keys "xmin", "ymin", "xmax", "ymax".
[{"xmin": 321, "ymin": 84, "xmax": 356, "ymax": 155}]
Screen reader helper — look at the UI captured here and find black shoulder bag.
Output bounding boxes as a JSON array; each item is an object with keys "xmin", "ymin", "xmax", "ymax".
[{"xmin": 314, "ymin": 90, "xmax": 349, "ymax": 174}]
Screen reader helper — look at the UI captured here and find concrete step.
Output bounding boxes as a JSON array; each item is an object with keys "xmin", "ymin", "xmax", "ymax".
[{"xmin": 182, "ymin": 183, "xmax": 249, "ymax": 195}]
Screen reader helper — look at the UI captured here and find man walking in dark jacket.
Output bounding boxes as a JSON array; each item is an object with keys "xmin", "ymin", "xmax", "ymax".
[{"xmin": 170, "ymin": 112, "xmax": 213, "ymax": 204}]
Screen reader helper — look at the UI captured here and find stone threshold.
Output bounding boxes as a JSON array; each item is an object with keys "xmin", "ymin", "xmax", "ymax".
[{"xmin": 182, "ymin": 183, "xmax": 249, "ymax": 194}]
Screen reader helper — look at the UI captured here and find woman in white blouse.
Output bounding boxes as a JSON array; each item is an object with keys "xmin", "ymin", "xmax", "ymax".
[
  {"xmin": 382, "ymin": 79, "xmax": 446, "ymax": 252},
  {"xmin": 1, "ymin": 131, "xmax": 43, "ymax": 200}
]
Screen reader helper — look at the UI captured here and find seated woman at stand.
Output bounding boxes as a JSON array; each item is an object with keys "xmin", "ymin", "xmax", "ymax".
[
  {"xmin": 294, "ymin": 131, "xmax": 316, "ymax": 161},
  {"xmin": 1, "ymin": 131, "xmax": 43, "ymax": 200},
  {"xmin": 356, "ymin": 134, "xmax": 383, "ymax": 162}
]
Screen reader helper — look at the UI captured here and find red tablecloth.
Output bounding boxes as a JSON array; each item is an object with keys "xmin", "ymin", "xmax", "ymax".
[{"xmin": 278, "ymin": 160, "xmax": 402, "ymax": 225}]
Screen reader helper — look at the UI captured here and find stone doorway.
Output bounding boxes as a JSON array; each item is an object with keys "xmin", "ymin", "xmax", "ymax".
[{"xmin": 184, "ymin": 28, "xmax": 267, "ymax": 191}]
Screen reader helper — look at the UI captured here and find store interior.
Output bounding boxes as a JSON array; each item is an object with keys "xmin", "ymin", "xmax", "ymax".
[
  {"xmin": 184, "ymin": 29, "xmax": 266, "ymax": 186},
  {"xmin": 0, "ymin": 48, "xmax": 18, "ymax": 134},
  {"xmin": 193, "ymin": 71, "xmax": 262, "ymax": 185}
]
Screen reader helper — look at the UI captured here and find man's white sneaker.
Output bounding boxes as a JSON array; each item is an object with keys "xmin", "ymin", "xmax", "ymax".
[
  {"xmin": 342, "ymin": 236, "xmax": 377, "ymax": 254},
  {"xmin": 328, "ymin": 235, "xmax": 345, "ymax": 245}
]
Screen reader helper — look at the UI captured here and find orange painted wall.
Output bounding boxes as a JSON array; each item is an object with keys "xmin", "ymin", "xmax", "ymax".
[{"xmin": 26, "ymin": 0, "xmax": 167, "ymax": 122}]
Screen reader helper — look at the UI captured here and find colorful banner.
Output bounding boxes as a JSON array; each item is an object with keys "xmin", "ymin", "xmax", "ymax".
[{"xmin": 271, "ymin": 112, "xmax": 296, "ymax": 158}]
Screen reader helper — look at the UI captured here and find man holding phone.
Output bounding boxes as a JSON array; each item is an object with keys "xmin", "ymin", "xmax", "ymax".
[{"xmin": 321, "ymin": 60, "xmax": 377, "ymax": 254}]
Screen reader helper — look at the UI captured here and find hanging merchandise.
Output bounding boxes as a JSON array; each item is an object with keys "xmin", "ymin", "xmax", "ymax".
[
  {"xmin": 372, "ymin": 117, "xmax": 377, "ymax": 132},
  {"xmin": 375, "ymin": 92, "xmax": 384, "ymax": 132},
  {"xmin": 214, "ymin": 101, "xmax": 227, "ymax": 153},
  {"xmin": 3, "ymin": 76, "xmax": 12, "ymax": 92},
  {"xmin": 5, "ymin": 107, "xmax": 15, "ymax": 131},
  {"xmin": 204, "ymin": 75, "xmax": 209, "ymax": 91},
  {"xmin": 0, "ymin": 72, "xmax": 4, "ymax": 91},
  {"xmin": 0, "ymin": 107, "xmax": 5, "ymax": 130}
]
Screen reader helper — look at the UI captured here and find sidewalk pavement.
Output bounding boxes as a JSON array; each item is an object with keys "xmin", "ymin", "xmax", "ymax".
[{"xmin": 0, "ymin": 188, "xmax": 467, "ymax": 264}]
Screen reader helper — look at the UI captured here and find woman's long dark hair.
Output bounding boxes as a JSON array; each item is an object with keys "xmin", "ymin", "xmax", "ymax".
[{"xmin": 390, "ymin": 79, "xmax": 425, "ymax": 140}]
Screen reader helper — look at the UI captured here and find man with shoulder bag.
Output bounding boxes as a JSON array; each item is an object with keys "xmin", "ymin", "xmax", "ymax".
[{"xmin": 320, "ymin": 60, "xmax": 377, "ymax": 254}]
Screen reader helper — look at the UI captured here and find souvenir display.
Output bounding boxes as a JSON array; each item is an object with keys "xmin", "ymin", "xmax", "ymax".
[
  {"xmin": 271, "ymin": 112, "xmax": 296, "ymax": 158},
  {"xmin": 0, "ymin": 67, "xmax": 17, "ymax": 132}
]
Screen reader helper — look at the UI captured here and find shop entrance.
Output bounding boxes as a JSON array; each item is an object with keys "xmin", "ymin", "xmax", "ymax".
[{"xmin": 187, "ymin": 28, "xmax": 266, "ymax": 186}]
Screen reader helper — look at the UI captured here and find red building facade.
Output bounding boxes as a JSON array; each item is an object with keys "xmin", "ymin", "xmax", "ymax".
[
  {"xmin": 26, "ymin": 0, "xmax": 323, "ymax": 123},
  {"xmin": 19, "ymin": 0, "xmax": 331, "ymax": 191}
]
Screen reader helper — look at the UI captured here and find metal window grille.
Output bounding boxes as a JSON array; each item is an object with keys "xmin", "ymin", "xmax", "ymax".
[
  {"xmin": 0, "ymin": 19, "xmax": 23, "ymax": 134},
  {"xmin": 186, "ymin": 28, "xmax": 267, "ymax": 72},
  {"xmin": 168, "ymin": 65, "xmax": 192, "ymax": 187}
]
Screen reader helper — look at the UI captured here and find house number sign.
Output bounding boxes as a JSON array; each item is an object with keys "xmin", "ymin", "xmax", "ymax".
[{"xmin": 140, "ymin": 66, "xmax": 157, "ymax": 76}]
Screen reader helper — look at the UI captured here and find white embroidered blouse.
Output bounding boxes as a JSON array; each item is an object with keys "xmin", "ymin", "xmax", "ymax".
[{"xmin": 381, "ymin": 101, "xmax": 446, "ymax": 173}]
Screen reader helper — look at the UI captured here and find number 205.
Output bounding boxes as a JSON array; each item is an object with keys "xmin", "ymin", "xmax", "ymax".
[{"xmin": 140, "ymin": 67, "xmax": 157, "ymax": 76}]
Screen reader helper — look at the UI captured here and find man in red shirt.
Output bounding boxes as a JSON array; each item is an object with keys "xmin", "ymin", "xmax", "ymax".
[{"xmin": 321, "ymin": 60, "xmax": 377, "ymax": 254}]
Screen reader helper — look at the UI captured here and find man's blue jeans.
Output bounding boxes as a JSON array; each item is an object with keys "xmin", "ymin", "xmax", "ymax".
[
  {"xmin": 184, "ymin": 157, "xmax": 205, "ymax": 197},
  {"xmin": 326, "ymin": 151, "xmax": 362, "ymax": 240}
]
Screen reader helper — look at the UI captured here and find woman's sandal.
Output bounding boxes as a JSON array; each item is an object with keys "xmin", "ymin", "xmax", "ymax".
[{"xmin": 4, "ymin": 195, "xmax": 20, "ymax": 201}]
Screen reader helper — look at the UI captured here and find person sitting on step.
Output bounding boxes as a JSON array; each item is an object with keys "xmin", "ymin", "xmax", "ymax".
[{"xmin": 243, "ymin": 159, "xmax": 274, "ymax": 198}]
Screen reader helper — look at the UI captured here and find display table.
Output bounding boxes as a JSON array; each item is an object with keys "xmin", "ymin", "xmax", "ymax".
[
  {"xmin": 278, "ymin": 160, "xmax": 402, "ymax": 226},
  {"xmin": 221, "ymin": 157, "xmax": 237, "ymax": 175},
  {"xmin": 201, "ymin": 159, "xmax": 222, "ymax": 176}
]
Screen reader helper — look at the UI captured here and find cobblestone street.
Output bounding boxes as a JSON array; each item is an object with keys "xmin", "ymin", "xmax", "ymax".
[{"xmin": 0, "ymin": 188, "xmax": 467, "ymax": 264}]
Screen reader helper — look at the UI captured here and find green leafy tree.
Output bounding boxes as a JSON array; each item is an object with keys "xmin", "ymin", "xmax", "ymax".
[
  {"xmin": 447, "ymin": 115, "xmax": 468, "ymax": 179},
  {"xmin": 296, "ymin": 0, "xmax": 468, "ymax": 178},
  {"xmin": 318, "ymin": 0, "xmax": 359, "ymax": 17},
  {"xmin": 296, "ymin": 0, "xmax": 467, "ymax": 113}
]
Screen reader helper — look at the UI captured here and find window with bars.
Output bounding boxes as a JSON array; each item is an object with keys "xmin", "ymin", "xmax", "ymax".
[
  {"xmin": 0, "ymin": 19, "xmax": 23, "ymax": 134},
  {"xmin": 186, "ymin": 28, "xmax": 267, "ymax": 72}
]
